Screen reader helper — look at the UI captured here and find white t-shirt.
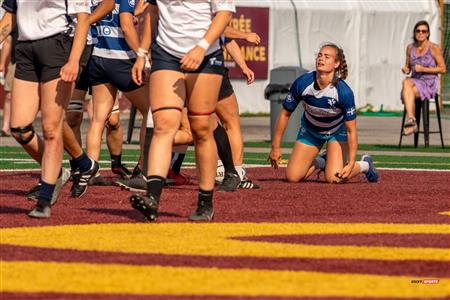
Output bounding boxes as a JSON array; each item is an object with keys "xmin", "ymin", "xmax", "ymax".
[
  {"xmin": 151, "ymin": 0, "xmax": 235, "ymax": 58},
  {"xmin": 2, "ymin": 0, "xmax": 90, "ymax": 41}
]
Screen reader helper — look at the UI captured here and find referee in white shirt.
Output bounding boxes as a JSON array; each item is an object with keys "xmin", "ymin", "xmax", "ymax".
[{"xmin": 0, "ymin": 0, "xmax": 91, "ymax": 218}]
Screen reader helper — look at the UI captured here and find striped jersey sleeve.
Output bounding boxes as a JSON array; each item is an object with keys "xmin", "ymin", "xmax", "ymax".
[
  {"xmin": 336, "ymin": 80, "xmax": 357, "ymax": 121},
  {"xmin": 119, "ymin": 0, "xmax": 134, "ymax": 13},
  {"xmin": 282, "ymin": 71, "xmax": 315, "ymax": 113}
]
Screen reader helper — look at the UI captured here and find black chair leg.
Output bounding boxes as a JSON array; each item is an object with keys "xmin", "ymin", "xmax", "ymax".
[
  {"xmin": 434, "ymin": 95, "xmax": 445, "ymax": 149},
  {"xmin": 126, "ymin": 105, "xmax": 137, "ymax": 144},
  {"xmin": 423, "ymin": 99, "xmax": 430, "ymax": 148},
  {"xmin": 414, "ymin": 99, "xmax": 422, "ymax": 148},
  {"xmin": 399, "ymin": 107, "xmax": 407, "ymax": 148}
]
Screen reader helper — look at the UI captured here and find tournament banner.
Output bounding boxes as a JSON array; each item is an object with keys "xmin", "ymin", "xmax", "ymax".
[{"xmin": 225, "ymin": 7, "xmax": 269, "ymax": 79}]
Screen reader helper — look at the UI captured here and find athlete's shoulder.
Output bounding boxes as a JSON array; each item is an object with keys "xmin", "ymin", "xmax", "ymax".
[
  {"xmin": 336, "ymin": 79, "xmax": 354, "ymax": 96},
  {"xmin": 119, "ymin": 0, "xmax": 135, "ymax": 11},
  {"xmin": 292, "ymin": 70, "xmax": 315, "ymax": 91}
]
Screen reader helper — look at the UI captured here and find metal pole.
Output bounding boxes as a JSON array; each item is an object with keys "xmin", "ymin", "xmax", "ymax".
[{"xmin": 289, "ymin": 0, "xmax": 302, "ymax": 67}]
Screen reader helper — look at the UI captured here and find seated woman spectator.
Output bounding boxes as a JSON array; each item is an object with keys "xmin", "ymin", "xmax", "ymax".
[
  {"xmin": 401, "ymin": 20, "xmax": 446, "ymax": 136},
  {"xmin": 268, "ymin": 42, "xmax": 378, "ymax": 184}
]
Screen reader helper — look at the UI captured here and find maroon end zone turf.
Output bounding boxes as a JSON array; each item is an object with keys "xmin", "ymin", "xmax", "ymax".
[
  {"xmin": 1, "ymin": 168, "xmax": 449, "ymax": 226},
  {"xmin": 1, "ymin": 168, "xmax": 449, "ymax": 299}
]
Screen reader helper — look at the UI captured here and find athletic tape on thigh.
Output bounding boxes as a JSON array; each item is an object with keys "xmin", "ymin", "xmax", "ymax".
[
  {"xmin": 152, "ymin": 106, "xmax": 183, "ymax": 114},
  {"xmin": 111, "ymin": 105, "xmax": 120, "ymax": 114},
  {"xmin": 67, "ymin": 100, "xmax": 84, "ymax": 113},
  {"xmin": 10, "ymin": 123, "xmax": 35, "ymax": 145},
  {"xmin": 188, "ymin": 109, "xmax": 216, "ymax": 116}
]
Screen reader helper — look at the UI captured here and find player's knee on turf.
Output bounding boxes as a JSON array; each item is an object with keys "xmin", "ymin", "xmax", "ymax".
[
  {"xmin": 325, "ymin": 171, "xmax": 343, "ymax": 184},
  {"xmin": 11, "ymin": 124, "xmax": 35, "ymax": 145},
  {"xmin": 285, "ymin": 168, "xmax": 307, "ymax": 183}
]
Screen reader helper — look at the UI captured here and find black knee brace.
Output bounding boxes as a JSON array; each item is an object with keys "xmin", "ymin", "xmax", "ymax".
[{"xmin": 11, "ymin": 124, "xmax": 35, "ymax": 145}]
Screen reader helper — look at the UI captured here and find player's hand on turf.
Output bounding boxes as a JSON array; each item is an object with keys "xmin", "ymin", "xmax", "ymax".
[
  {"xmin": 245, "ymin": 32, "xmax": 261, "ymax": 45},
  {"xmin": 180, "ymin": 46, "xmax": 205, "ymax": 71},
  {"xmin": 268, "ymin": 148, "xmax": 281, "ymax": 169},
  {"xmin": 401, "ymin": 65, "xmax": 410, "ymax": 75},
  {"xmin": 337, "ymin": 162, "xmax": 355, "ymax": 181},
  {"xmin": 132, "ymin": 56, "xmax": 146, "ymax": 85},
  {"xmin": 60, "ymin": 60, "xmax": 80, "ymax": 83},
  {"xmin": 242, "ymin": 66, "xmax": 254, "ymax": 85}
]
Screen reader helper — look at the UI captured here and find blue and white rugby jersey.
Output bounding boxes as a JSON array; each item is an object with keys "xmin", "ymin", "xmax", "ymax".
[
  {"xmin": 283, "ymin": 71, "xmax": 357, "ymax": 135},
  {"xmin": 86, "ymin": 0, "xmax": 101, "ymax": 45},
  {"xmin": 92, "ymin": 0, "xmax": 135, "ymax": 59}
]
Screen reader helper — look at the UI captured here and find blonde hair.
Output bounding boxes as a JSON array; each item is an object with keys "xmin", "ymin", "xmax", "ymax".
[{"xmin": 320, "ymin": 43, "xmax": 348, "ymax": 85}]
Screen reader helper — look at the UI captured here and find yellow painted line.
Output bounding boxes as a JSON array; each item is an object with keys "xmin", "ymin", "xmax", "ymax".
[
  {"xmin": 1, "ymin": 223, "xmax": 449, "ymax": 261},
  {"xmin": 2, "ymin": 261, "xmax": 449, "ymax": 298},
  {"xmin": 438, "ymin": 211, "xmax": 450, "ymax": 216}
]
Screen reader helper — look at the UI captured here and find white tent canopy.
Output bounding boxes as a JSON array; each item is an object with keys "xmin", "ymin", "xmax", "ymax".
[{"xmin": 232, "ymin": 0, "xmax": 440, "ymax": 113}]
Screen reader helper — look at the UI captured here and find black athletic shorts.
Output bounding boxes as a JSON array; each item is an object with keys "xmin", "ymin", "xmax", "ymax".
[
  {"xmin": 150, "ymin": 42, "xmax": 225, "ymax": 76},
  {"xmin": 89, "ymin": 55, "xmax": 141, "ymax": 93},
  {"xmin": 218, "ymin": 68, "xmax": 234, "ymax": 100},
  {"xmin": 15, "ymin": 33, "xmax": 73, "ymax": 83},
  {"xmin": 75, "ymin": 45, "xmax": 94, "ymax": 92}
]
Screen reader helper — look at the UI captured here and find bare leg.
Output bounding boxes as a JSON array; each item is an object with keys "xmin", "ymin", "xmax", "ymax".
[
  {"xmin": 2, "ymin": 91, "xmax": 11, "ymax": 134},
  {"xmin": 286, "ymin": 141, "xmax": 320, "ymax": 182},
  {"xmin": 39, "ymin": 78, "xmax": 73, "ymax": 184},
  {"xmin": 62, "ymin": 121, "xmax": 83, "ymax": 159},
  {"xmin": 66, "ymin": 88, "xmax": 88, "ymax": 145},
  {"xmin": 10, "ymin": 79, "xmax": 43, "ymax": 164},
  {"xmin": 106, "ymin": 100, "xmax": 123, "ymax": 156},
  {"xmin": 186, "ymin": 73, "xmax": 221, "ymax": 191},
  {"xmin": 174, "ymin": 108, "xmax": 193, "ymax": 145},
  {"xmin": 324, "ymin": 141, "xmax": 361, "ymax": 184},
  {"xmin": 146, "ymin": 71, "xmax": 184, "ymax": 177},
  {"xmin": 401, "ymin": 78, "xmax": 421, "ymax": 119},
  {"xmin": 86, "ymin": 83, "xmax": 116, "ymax": 161},
  {"xmin": 215, "ymin": 93, "xmax": 243, "ymax": 165},
  {"xmin": 123, "ymin": 85, "xmax": 149, "ymax": 160}
]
